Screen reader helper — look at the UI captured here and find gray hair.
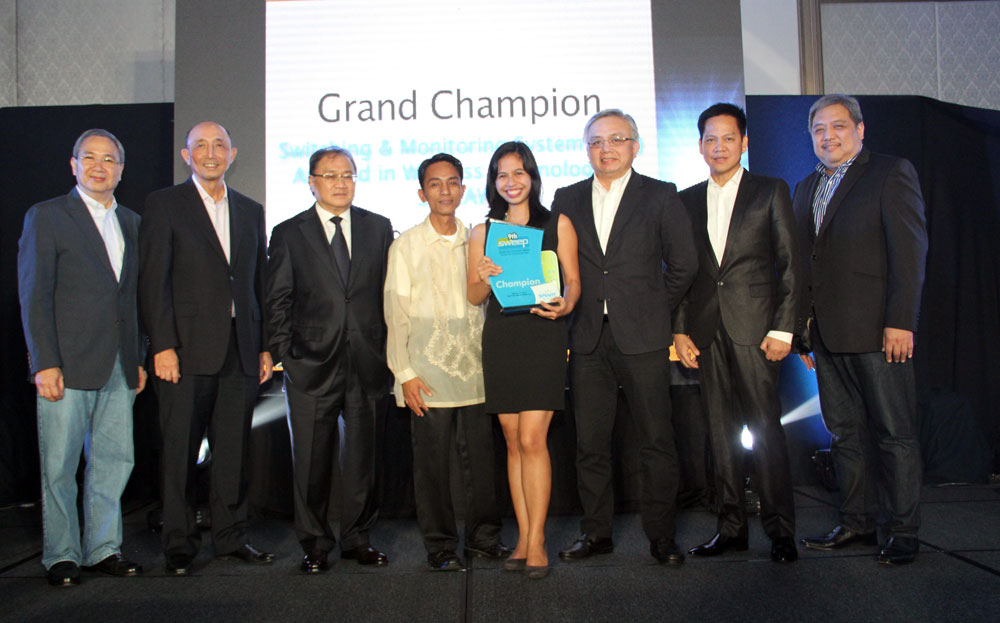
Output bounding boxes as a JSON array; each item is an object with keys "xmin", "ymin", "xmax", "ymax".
[
  {"xmin": 808, "ymin": 94, "xmax": 863, "ymax": 129},
  {"xmin": 72, "ymin": 129, "xmax": 125, "ymax": 163},
  {"xmin": 583, "ymin": 108, "xmax": 641, "ymax": 145}
]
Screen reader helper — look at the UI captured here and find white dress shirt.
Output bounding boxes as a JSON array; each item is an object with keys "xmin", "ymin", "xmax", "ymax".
[
  {"xmin": 592, "ymin": 168, "xmax": 632, "ymax": 314},
  {"xmin": 78, "ymin": 186, "xmax": 124, "ymax": 281}
]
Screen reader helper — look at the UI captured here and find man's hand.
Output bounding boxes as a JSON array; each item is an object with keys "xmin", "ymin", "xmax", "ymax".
[
  {"xmin": 259, "ymin": 351, "xmax": 274, "ymax": 384},
  {"xmin": 799, "ymin": 353, "xmax": 816, "ymax": 371},
  {"xmin": 137, "ymin": 366, "xmax": 148, "ymax": 394},
  {"xmin": 402, "ymin": 378, "xmax": 433, "ymax": 416},
  {"xmin": 760, "ymin": 336, "xmax": 792, "ymax": 362},
  {"xmin": 154, "ymin": 348, "xmax": 180, "ymax": 383},
  {"xmin": 883, "ymin": 327, "xmax": 914, "ymax": 363},
  {"xmin": 35, "ymin": 367, "xmax": 65, "ymax": 402},
  {"xmin": 672, "ymin": 334, "xmax": 700, "ymax": 369}
]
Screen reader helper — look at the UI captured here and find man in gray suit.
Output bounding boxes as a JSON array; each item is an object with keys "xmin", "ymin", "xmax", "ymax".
[
  {"xmin": 18, "ymin": 129, "xmax": 146, "ymax": 587},
  {"xmin": 553, "ymin": 109, "xmax": 697, "ymax": 564},
  {"xmin": 673, "ymin": 103, "xmax": 800, "ymax": 563}
]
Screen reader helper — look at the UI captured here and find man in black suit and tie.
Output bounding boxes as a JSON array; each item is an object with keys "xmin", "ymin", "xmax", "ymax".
[
  {"xmin": 140, "ymin": 121, "xmax": 274, "ymax": 575},
  {"xmin": 18, "ymin": 129, "xmax": 146, "ymax": 586},
  {"xmin": 673, "ymin": 103, "xmax": 800, "ymax": 563},
  {"xmin": 265, "ymin": 147, "xmax": 394, "ymax": 573},
  {"xmin": 553, "ymin": 109, "xmax": 697, "ymax": 564},
  {"xmin": 794, "ymin": 95, "xmax": 927, "ymax": 565}
]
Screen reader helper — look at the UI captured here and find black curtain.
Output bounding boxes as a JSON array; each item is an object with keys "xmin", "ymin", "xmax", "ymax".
[{"xmin": 747, "ymin": 95, "xmax": 1000, "ymax": 475}]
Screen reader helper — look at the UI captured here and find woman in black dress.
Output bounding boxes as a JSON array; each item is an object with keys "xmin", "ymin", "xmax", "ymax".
[{"xmin": 467, "ymin": 142, "xmax": 580, "ymax": 578}]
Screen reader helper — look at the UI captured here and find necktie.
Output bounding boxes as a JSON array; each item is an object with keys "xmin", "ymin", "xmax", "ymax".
[
  {"xmin": 330, "ymin": 215, "xmax": 350, "ymax": 286},
  {"xmin": 100, "ymin": 209, "xmax": 123, "ymax": 281}
]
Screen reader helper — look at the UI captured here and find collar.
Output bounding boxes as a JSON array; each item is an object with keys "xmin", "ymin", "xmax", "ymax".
[
  {"xmin": 76, "ymin": 185, "xmax": 118, "ymax": 216},
  {"xmin": 708, "ymin": 166, "xmax": 744, "ymax": 191},
  {"xmin": 419, "ymin": 215, "xmax": 465, "ymax": 246},
  {"xmin": 191, "ymin": 176, "xmax": 228, "ymax": 204},
  {"xmin": 816, "ymin": 145, "xmax": 863, "ymax": 177}
]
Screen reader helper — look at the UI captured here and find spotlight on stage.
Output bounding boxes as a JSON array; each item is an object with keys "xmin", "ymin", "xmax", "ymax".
[{"xmin": 741, "ymin": 425, "xmax": 753, "ymax": 450}]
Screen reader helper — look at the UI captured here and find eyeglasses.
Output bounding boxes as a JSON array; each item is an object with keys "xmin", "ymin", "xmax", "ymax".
[
  {"xmin": 587, "ymin": 135, "xmax": 634, "ymax": 149},
  {"xmin": 311, "ymin": 172, "xmax": 357, "ymax": 182},
  {"xmin": 76, "ymin": 154, "xmax": 121, "ymax": 166}
]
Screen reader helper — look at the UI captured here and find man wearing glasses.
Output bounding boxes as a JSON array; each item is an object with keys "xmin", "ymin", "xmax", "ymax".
[
  {"xmin": 265, "ymin": 147, "xmax": 394, "ymax": 573},
  {"xmin": 19, "ymin": 129, "xmax": 146, "ymax": 586},
  {"xmin": 553, "ymin": 109, "xmax": 697, "ymax": 564},
  {"xmin": 140, "ymin": 121, "xmax": 274, "ymax": 575}
]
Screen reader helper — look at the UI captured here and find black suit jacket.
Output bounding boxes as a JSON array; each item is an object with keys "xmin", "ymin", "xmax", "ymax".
[
  {"xmin": 139, "ymin": 179, "xmax": 267, "ymax": 376},
  {"xmin": 674, "ymin": 171, "xmax": 800, "ymax": 348},
  {"xmin": 792, "ymin": 149, "xmax": 928, "ymax": 353},
  {"xmin": 18, "ymin": 188, "xmax": 143, "ymax": 389},
  {"xmin": 265, "ymin": 205, "xmax": 393, "ymax": 397},
  {"xmin": 552, "ymin": 171, "xmax": 697, "ymax": 355}
]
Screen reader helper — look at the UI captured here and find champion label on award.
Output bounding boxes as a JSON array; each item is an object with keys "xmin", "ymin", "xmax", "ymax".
[{"xmin": 485, "ymin": 221, "xmax": 560, "ymax": 314}]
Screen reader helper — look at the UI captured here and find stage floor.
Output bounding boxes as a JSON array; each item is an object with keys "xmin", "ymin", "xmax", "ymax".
[{"xmin": 2, "ymin": 484, "xmax": 998, "ymax": 622}]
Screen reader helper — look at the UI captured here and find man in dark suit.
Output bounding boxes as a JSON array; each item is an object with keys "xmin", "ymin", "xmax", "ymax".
[
  {"xmin": 553, "ymin": 109, "xmax": 697, "ymax": 564},
  {"xmin": 673, "ymin": 103, "xmax": 800, "ymax": 563},
  {"xmin": 18, "ymin": 129, "xmax": 146, "ymax": 586},
  {"xmin": 139, "ymin": 121, "xmax": 274, "ymax": 575},
  {"xmin": 265, "ymin": 147, "xmax": 394, "ymax": 573},
  {"xmin": 793, "ymin": 95, "xmax": 927, "ymax": 565}
]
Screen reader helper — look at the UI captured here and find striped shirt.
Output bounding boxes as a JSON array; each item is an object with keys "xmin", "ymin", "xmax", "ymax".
[{"xmin": 811, "ymin": 148, "xmax": 862, "ymax": 234}]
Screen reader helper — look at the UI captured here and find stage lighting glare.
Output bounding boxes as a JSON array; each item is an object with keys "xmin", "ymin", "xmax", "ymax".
[
  {"xmin": 741, "ymin": 425, "xmax": 753, "ymax": 450},
  {"xmin": 779, "ymin": 395, "xmax": 822, "ymax": 426}
]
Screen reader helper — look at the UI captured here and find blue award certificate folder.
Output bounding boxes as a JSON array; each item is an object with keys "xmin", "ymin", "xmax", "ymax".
[{"xmin": 486, "ymin": 221, "xmax": 560, "ymax": 313}]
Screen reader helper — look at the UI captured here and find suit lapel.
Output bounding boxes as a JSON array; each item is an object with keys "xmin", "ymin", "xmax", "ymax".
[
  {"xmin": 817, "ymin": 149, "xmax": 870, "ymax": 238},
  {"xmin": 66, "ymin": 188, "xmax": 118, "ymax": 281},
  {"xmin": 572, "ymin": 179, "xmax": 604, "ymax": 259},
  {"xmin": 116, "ymin": 209, "xmax": 136, "ymax": 290},
  {"xmin": 605, "ymin": 172, "xmax": 641, "ymax": 256},
  {"xmin": 690, "ymin": 182, "xmax": 719, "ymax": 271},
  {"xmin": 721, "ymin": 171, "xmax": 755, "ymax": 268},
  {"xmin": 182, "ymin": 180, "xmax": 230, "ymax": 265},
  {"xmin": 346, "ymin": 207, "xmax": 366, "ymax": 289},
  {"xmin": 228, "ymin": 190, "xmax": 246, "ymax": 270},
  {"xmin": 299, "ymin": 207, "xmax": 344, "ymax": 288}
]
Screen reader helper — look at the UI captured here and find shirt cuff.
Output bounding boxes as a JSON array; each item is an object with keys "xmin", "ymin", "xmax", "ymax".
[
  {"xmin": 766, "ymin": 330, "xmax": 793, "ymax": 344},
  {"xmin": 394, "ymin": 368, "xmax": 418, "ymax": 385}
]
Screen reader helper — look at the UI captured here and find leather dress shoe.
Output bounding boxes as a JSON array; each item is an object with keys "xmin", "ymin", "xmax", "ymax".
[
  {"xmin": 687, "ymin": 533, "xmax": 749, "ymax": 557},
  {"xmin": 650, "ymin": 539, "xmax": 686, "ymax": 565},
  {"xmin": 342, "ymin": 544, "xmax": 388, "ymax": 566},
  {"xmin": 165, "ymin": 553, "xmax": 193, "ymax": 576},
  {"xmin": 770, "ymin": 537, "xmax": 799, "ymax": 563},
  {"xmin": 559, "ymin": 534, "xmax": 614, "ymax": 561},
  {"xmin": 47, "ymin": 561, "xmax": 81, "ymax": 587},
  {"xmin": 464, "ymin": 542, "xmax": 513, "ymax": 560},
  {"xmin": 225, "ymin": 543, "xmax": 275, "ymax": 564},
  {"xmin": 876, "ymin": 536, "xmax": 919, "ymax": 566},
  {"xmin": 300, "ymin": 551, "xmax": 330, "ymax": 574},
  {"xmin": 84, "ymin": 553, "xmax": 143, "ymax": 576},
  {"xmin": 428, "ymin": 550, "xmax": 466, "ymax": 571},
  {"xmin": 801, "ymin": 525, "xmax": 877, "ymax": 550}
]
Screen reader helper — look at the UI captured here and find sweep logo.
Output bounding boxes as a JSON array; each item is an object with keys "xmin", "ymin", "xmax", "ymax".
[{"xmin": 496, "ymin": 232, "xmax": 530, "ymax": 248}]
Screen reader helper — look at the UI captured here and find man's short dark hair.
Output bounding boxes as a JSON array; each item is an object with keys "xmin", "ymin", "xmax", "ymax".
[
  {"xmin": 73, "ymin": 129, "xmax": 125, "ymax": 163},
  {"xmin": 418, "ymin": 153, "xmax": 464, "ymax": 189},
  {"xmin": 309, "ymin": 146, "xmax": 357, "ymax": 175},
  {"xmin": 697, "ymin": 103, "xmax": 747, "ymax": 138}
]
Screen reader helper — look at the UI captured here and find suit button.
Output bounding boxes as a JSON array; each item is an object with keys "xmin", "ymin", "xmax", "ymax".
[
  {"xmin": 811, "ymin": 254, "xmax": 817, "ymax": 260},
  {"xmin": 345, "ymin": 298, "xmax": 351, "ymax": 303},
  {"xmin": 717, "ymin": 281, "xmax": 724, "ymax": 287},
  {"xmin": 603, "ymin": 270, "xmax": 609, "ymax": 275}
]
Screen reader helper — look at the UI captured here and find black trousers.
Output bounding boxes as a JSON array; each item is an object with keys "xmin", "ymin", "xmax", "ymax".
[
  {"xmin": 811, "ymin": 322, "xmax": 921, "ymax": 537},
  {"xmin": 157, "ymin": 324, "xmax": 259, "ymax": 557},
  {"xmin": 699, "ymin": 327, "xmax": 796, "ymax": 540},
  {"xmin": 285, "ymin": 370, "xmax": 379, "ymax": 554},
  {"xmin": 410, "ymin": 404, "xmax": 502, "ymax": 555},
  {"xmin": 569, "ymin": 320, "xmax": 679, "ymax": 542}
]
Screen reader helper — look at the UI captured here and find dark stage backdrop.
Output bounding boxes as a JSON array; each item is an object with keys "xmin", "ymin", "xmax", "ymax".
[
  {"xmin": 0, "ymin": 103, "xmax": 174, "ymax": 504},
  {"xmin": 747, "ymin": 95, "xmax": 1000, "ymax": 481}
]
